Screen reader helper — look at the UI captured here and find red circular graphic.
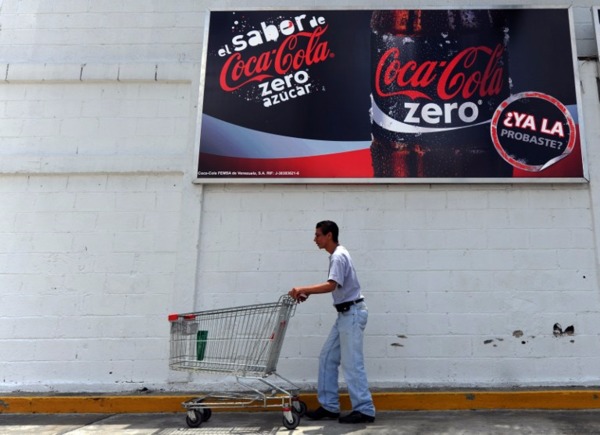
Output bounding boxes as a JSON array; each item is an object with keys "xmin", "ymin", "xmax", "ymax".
[{"xmin": 490, "ymin": 92, "xmax": 576, "ymax": 172}]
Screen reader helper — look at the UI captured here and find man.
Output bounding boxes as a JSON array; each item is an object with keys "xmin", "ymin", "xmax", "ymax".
[{"xmin": 288, "ymin": 220, "xmax": 376, "ymax": 424}]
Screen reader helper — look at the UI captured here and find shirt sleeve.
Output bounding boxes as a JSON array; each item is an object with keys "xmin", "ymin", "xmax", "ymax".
[{"xmin": 328, "ymin": 253, "xmax": 346, "ymax": 287}]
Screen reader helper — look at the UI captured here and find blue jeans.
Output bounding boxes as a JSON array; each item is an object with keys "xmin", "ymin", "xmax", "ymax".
[{"xmin": 318, "ymin": 302, "xmax": 376, "ymax": 417}]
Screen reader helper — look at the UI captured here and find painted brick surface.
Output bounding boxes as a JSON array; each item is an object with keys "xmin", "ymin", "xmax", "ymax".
[{"xmin": 1, "ymin": 0, "xmax": 600, "ymax": 393}]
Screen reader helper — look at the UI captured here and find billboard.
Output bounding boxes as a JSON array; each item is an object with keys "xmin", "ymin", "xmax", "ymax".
[{"xmin": 197, "ymin": 9, "xmax": 586, "ymax": 182}]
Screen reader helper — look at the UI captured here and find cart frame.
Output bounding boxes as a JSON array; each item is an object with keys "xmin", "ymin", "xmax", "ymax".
[{"xmin": 168, "ymin": 295, "xmax": 306, "ymax": 429}]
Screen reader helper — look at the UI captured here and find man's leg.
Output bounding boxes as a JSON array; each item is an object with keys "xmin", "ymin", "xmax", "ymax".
[
  {"xmin": 317, "ymin": 319, "xmax": 341, "ymax": 413},
  {"xmin": 339, "ymin": 304, "xmax": 375, "ymax": 419}
]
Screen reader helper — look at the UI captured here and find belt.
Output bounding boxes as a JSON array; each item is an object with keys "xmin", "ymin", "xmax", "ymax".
[{"xmin": 335, "ymin": 298, "xmax": 364, "ymax": 313}]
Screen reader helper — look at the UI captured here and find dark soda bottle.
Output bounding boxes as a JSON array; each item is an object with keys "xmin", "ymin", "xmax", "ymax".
[{"xmin": 370, "ymin": 10, "xmax": 513, "ymax": 178}]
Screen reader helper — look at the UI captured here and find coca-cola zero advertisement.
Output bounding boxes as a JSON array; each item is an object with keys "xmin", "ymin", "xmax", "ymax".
[{"xmin": 197, "ymin": 8, "xmax": 586, "ymax": 182}]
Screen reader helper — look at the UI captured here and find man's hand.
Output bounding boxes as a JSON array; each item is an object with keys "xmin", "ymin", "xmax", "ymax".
[{"xmin": 288, "ymin": 288, "xmax": 309, "ymax": 303}]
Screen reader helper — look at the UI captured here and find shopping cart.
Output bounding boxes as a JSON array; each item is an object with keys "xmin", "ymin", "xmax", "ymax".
[{"xmin": 168, "ymin": 294, "xmax": 306, "ymax": 430}]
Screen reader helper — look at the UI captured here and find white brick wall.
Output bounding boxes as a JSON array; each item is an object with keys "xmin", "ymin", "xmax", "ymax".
[
  {"xmin": 1, "ymin": 0, "xmax": 600, "ymax": 392},
  {"xmin": 0, "ymin": 173, "xmax": 191, "ymax": 391},
  {"xmin": 198, "ymin": 160, "xmax": 600, "ymax": 388}
]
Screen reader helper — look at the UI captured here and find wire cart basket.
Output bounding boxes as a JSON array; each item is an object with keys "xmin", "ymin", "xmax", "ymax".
[{"xmin": 168, "ymin": 295, "xmax": 306, "ymax": 430}]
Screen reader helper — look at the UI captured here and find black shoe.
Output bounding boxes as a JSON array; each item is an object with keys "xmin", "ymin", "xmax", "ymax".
[
  {"xmin": 305, "ymin": 406, "xmax": 340, "ymax": 420},
  {"xmin": 339, "ymin": 410, "xmax": 375, "ymax": 424}
]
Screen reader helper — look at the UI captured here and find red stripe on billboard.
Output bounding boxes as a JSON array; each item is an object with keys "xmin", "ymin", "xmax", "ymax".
[{"xmin": 199, "ymin": 149, "xmax": 374, "ymax": 178}]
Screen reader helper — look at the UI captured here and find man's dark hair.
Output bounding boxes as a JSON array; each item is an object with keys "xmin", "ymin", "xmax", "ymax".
[{"xmin": 316, "ymin": 220, "xmax": 339, "ymax": 243}]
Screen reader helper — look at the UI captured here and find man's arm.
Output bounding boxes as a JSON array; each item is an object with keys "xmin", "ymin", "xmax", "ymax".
[{"xmin": 289, "ymin": 280, "xmax": 336, "ymax": 301}]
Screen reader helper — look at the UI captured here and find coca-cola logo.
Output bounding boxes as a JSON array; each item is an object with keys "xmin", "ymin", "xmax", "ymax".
[
  {"xmin": 375, "ymin": 43, "xmax": 505, "ymax": 102},
  {"xmin": 215, "ymin": 14, "xmax": 334, "ymax": 107},
  {"xmin": 220, "ymin": 26, "xmax": 330, "ymax": 91}
]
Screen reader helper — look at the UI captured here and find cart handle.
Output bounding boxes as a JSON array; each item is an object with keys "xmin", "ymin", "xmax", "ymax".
[{"xmin": 167, "ymin": 313, "xmax": 196, "ymax": 322}]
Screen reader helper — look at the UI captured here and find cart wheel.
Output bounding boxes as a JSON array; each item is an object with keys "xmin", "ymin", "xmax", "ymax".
[
  {"xmin": 202, "ymin": 407, "xmax": 212, "ymax": 422},
  {"xmin": 185, "ymin": 409, "xmax": 203, "ymax": 428},
  {"xmin": 292, "ymin": 399, "xmax": 307, "ymax": 417},
  {"xmin": 282, "ymin": 412, "xmax": 300, "ymax": 430}
]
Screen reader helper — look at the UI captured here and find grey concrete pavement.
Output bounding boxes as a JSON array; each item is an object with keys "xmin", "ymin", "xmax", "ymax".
[{"xmin": 3, "ymin": 410, "xmax": 600, "ymax": 434}]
